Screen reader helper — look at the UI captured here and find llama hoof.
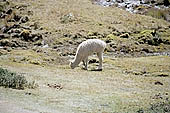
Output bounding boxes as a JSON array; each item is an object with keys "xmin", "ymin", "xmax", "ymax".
[
  {"xmin": 97, "ymin": 69, "xmax": 102, "ymax": 71},
  {"xmin": 82, "ymin": 67, "xmax": 88, "ymax": 70},
  {"xmin": 91, "ymin": 68, "xmax": 102, "ymax": 71}
]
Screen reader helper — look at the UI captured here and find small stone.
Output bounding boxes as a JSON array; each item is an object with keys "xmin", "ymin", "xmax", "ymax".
[
  {"xmin": 0, "ymin": 33, "xmax": 10, "ymax": 39},
  {"xmin": 20, "ymin": 29, "xmax": 31, "ymax": 41},
  {"xmin": 10, "ymin": 33, "xmax": 20, "ymax": 38},
  {"xmin": 116, "ymin": 0, "xmax": 124, "ymax": 3},
  {"xmin": 20, "ymin": 16, "xmax": 29, "ymax": 23},
  {"xmin": 27, "ymin": 10, "xmax": 33, "ymax": 16},
  {"xmin": 6, "ymin": 8, "xmax": 13, "ymax": 15},
  {"xmin": 165, "ymin": 13, "xmax": 170, "ymax": 22},
  {"xmin": 11, "ymin": 23, "xmax": 20, "ymax": 29},
  {"xmin": 25, "ymin": 92, "xmax": 32, "ymax": 95},
  {"xmin": 0, "ymin": 39, "xmax": 10, "ymax": 46},
  {"xmin": 0, "ymin": 13, "xmax": 7, "ymax": 18},
  {"xmin": 155, "ymin": 81, "xmax": 163, "ymax": 85},
  {"xmin": 1, "ymin": 26, "xmax": 10, "ymax": 33},
  {"xmin": 14, "ymin": 15, "xmax": 21, "ymax": 22},
  {"xmin": 120, "ymin": 33, "xmax": 129, "ymax": 38},
  {"xmin": 157, "ymin": 73, "xmax": 169, "ymax": 77},
  {"xmin": 7, "ymin": 28, "xmax": 22, "ymax": 34}
]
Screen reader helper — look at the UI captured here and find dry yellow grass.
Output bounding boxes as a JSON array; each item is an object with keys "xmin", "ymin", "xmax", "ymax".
[
  {"xmin": 0, "ymin": 50, "xmax": 170, "ymax": 112},
  {"xmin": 0, "ymin": 0, "xmax": 170, "ymax": 112}
]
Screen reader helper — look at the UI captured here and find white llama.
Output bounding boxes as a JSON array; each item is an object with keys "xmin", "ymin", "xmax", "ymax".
[{"xmin": 70, "ymin": 39, "xmax": 106, "ymax": 70}]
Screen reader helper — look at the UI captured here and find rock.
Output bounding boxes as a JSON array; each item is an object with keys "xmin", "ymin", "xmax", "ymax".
[
  {"xmin": 47, "ymin": 83, "xmax": 63, "ymax": 90},
  {"xmin": 165, "ymin": 13, "xmax": 170, "ymax": 22},
  {"xmin": 105, "ymin": 45, "xmax": 115, "ymax": 52},
  {"xmin": 29, "ymin": 22, "xmax": 40, "ymax": 30},
  {"xmin": 0, "ymin": 13, "xmax": 7, "ymax": 18},
  {"xmin": 27, "ymin": 10, "xmax": 33, "ymax": 16},
  {"xmin": 141, "ymin": 48, "xmax": 150, "ymax": 53},
  {"xmin": 10, "ymin": 33, "xmax": 20, "ymax": 38},
  {"xmin": 120, "ymin": 33, "xmax": 129, "ymax": 38},
  {"xmin": 13, "ymin": 14, "xmax": 21, "ymax": 22},
  {"xmin": 20, "ymin": 16, "xmax": 29, "ymax": 23},
  {"xmin": 1, "ymin": 24, "xmax": 20, "ymax": 34},
  {"xmin": 1, "ymin": 26, "xmax": 10, "ymax": 33},
  {"xmin": 148, "ymin": 37, "xmax": 163, "ymax": 46},
  {"xmin": 22, "ymin": 25, "xmax": 31, "ymax": 30},
  {"xmin": 0, "ymin": 39, "xmax": 12, "ymax": 46},
  {"xmin": 60, "ymin": 13, "xmax": 75, "ymax": 24},
  {"xmin": 6, "ymin": 8, "xmax": 13, "ymax": 15},
  {"xmin": 141, "ymin": 0, "xmax": 151, "ymax": 4},
  {"xmin": 20, "ymin": 29, "xmax": 31, "ymax": 41},
  {"xmin": 92, "ymin": 0, "xmax": 170, "ymax": 22},
  {"xmin": 20, "ymin": 29, "xmax": 43, "ymax": 42},
  {"xmin": 10, "ymin": 23, "xmax": 20, "ymax": 29},
  {"xmin": 29, "ymin": 59, "xmax": 41, "ymax": 65},
  {"xmin": 162, "ymin": 39, "xmax": 170, "ymax": 45},
  {"xmin": 7, "ymin": 28, "xmax": 22, "ymax": 34},
  {"xmin": 135, "ymin": 30, "xmax": 163, "ymax": 46},
  {"xmin": 30, "ymin": 33, "xmax": 43, "ymax": 42},
  {"xmin": 0, "ymin": 33, "xmax": 10, "ymax": 39},
  {"xmin": 116, "ymin": 0, "xmax": 124, "ymax": 3},
  {"xmin": 164, "ymin": 0, "xmax": 170, "ymax": 6},
  {"xmin": 155, "ymin": 81, "xmax": 163, "ymax": 85},
  {"xmin": 105, "ymin": 39, "xmax": 112, "ymax": 43},
  {"xmin": 0, "ymin": 49, "xmax": 8, "ymax": 56},
  {"xmin": 157, "ymin": 73, "xmax": 169, "ymax": 77},
  {"xmin": 25, "ymin": 92, "xmax": 32, "ymax": 95},
  {"xmin": 155, "ymin": 0, "xmax": 170, "ymax": 6}
]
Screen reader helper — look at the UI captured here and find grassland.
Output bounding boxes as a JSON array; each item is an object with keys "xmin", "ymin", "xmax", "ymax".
[
  {"xmin": 0, "ymin": 0, "xmax": 170, "ymax": 113},
  {"xmin": 0, "ymin": 50, "xmax": 170, "ymax": 113}
]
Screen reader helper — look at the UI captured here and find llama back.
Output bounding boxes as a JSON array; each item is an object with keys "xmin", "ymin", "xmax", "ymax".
[{"xmin": 76, "ymin": 39, "xmax": 106, "ymax": 56}]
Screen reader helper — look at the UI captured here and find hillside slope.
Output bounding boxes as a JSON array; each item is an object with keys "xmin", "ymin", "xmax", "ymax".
[
  {"xmin": 1, "ymin": 0, "xmax": 170, "ymax": 56},
  {"xmin": 0, "ymin": 0, "xmax": 170, "ymax": 113}
]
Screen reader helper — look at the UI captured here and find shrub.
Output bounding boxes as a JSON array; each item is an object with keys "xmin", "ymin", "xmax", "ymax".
[
  {"xmin": 0, "ymin": 67, "xmax": 37, "ymax": 90},
  {"xmin": 146, "ymin": 9, "xmax": 168, "ymax": 20}
]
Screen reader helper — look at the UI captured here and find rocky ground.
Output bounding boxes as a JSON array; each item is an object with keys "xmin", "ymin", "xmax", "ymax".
[
  {"xmin": 0, "ymin": 0, "xmax": 170, "ymax": 113},
  {"xmin": 93, "ymin": 0, "xmax": 170, "ymax": 22}
]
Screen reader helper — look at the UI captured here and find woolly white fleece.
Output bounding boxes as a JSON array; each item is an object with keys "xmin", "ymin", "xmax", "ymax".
[{"xmin": 70, "ymin": 39, "xmax": 106, "ymax": 70}]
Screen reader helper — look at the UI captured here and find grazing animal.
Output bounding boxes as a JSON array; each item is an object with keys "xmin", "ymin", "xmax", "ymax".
[{"xmin": 70, "ymin": 39, "xmax": 106, "ymax": 70}]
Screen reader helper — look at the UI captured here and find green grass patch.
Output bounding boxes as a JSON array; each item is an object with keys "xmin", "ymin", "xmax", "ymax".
[{"xmin": 0, "ymin": 67, "xmax": 37, "ymax": 90}]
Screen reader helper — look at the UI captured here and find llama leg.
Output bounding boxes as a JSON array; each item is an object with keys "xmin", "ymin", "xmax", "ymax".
[
  {"xmin": 85, "ymin": 57, "xmax": 88, "ymax": 69},
  {"xmin": 83, "ymin": 57, "xmax": 88, "ymax": 70},
  {"xmin": 97, "ymin": 52, "xmax": 103, "ymax": 70},
  {"xmin": 82, "ymin": 57, "xmax": 88, "ymax": 70},
  {"xmin": 83, "ymin": 60, "xmax": 86, "ymax": 67}
]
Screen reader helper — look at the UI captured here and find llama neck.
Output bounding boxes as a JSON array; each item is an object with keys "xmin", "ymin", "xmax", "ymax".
[{"xmin": 73, "ymin": 54, "xmax": 81, "ymax": 66}]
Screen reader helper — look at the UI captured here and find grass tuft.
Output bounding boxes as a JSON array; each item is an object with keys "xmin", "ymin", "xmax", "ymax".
[{"xmin": 0, "ymin": 67, "xmax": 37, "ymax": 90}]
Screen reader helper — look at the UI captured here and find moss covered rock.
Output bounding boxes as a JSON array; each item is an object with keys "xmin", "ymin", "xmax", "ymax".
[{"xmin": 134, "ymin": 30, "xmax": 163, "ymax": 46}]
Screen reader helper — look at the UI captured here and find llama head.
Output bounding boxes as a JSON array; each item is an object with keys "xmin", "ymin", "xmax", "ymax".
[{"xmin": 70, "ymin": 61, "xmax": 76, "ymax": 69}]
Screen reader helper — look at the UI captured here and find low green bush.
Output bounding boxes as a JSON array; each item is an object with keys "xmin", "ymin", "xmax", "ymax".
[{"xmin": 0, "ymin": 67, "xmax": 37, "ymax": 90}]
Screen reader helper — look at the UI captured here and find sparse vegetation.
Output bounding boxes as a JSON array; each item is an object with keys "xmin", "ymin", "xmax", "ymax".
[
  {"xmin": 0, "ymin": 67, "xmax": 37, "ymax": 89},
  {"xmin": 136, "ymin": 100, "xmax": 170, "ymax": 113},
  {"xmin": 148, "ymin": 101, "xmax": 170, "ymax": 113}
]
